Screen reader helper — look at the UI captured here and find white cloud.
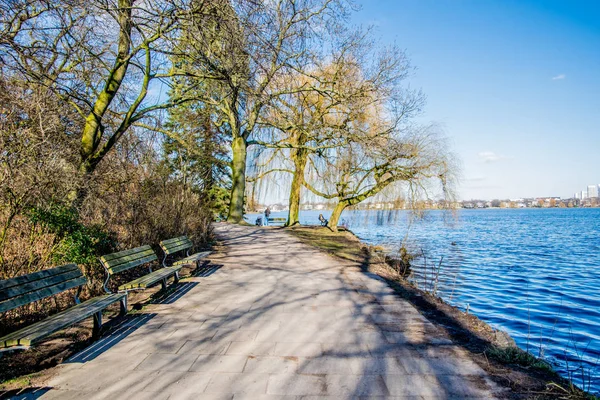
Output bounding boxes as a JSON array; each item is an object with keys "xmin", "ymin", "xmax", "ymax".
[
  {"xmin": 478, "ymin": 151, "xmax": 512, "ymax": 163},
  {"xmin": 552, "ymin": 74, "xmax": 566, "ymax": 80}
]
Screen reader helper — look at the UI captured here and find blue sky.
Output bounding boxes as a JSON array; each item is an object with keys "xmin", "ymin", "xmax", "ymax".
[{"xmin": 352, "ymin": 0, "xmax": 600, "ymax": 200}]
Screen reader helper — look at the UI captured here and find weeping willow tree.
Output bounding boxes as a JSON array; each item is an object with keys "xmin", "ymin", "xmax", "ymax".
[
  {"xmin": 304, "ymin": 125, "xmax": 456, "ymax": 231},
  {"xmin": 251, "ymin": 27, "xmax": 424, "ymax": 226},
  {"xmin": 250, "ymin": 64, "xmax": 361, "ymax": 226}
]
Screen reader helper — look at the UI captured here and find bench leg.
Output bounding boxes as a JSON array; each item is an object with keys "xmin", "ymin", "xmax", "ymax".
[
  {"xmin": 173, "ymin": 271, "xmax": 180, "ymax": 284},
  {"xmin": 119, "ymin": 297, "xmax": 128, "ymax": 316},
  {"xmin": 161, "ymin": 278, "xmax": 167, "ymax": 291},
  {"xmin": 92, "ymin": 311, "xmax": 103, "ymax": 339}
]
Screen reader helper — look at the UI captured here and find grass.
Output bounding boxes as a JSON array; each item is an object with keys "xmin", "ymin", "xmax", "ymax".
[
  {"xmin": 287, "ymin": 226, "xmax": 367, "ymax": 263},
  {"xmin": 0, "ymin": 371, "xmax": 44, "ymax": 391},
  {"xmin": 545, "ymin": 382, "xmax": 600, "ymax": 400},
  {"xmin": 486, "ymin": 345, "xmax": 553, "ymax": 372},
  {"xmin": 1, "ymin": 375, "xmax": 32, "ymax": 388}
]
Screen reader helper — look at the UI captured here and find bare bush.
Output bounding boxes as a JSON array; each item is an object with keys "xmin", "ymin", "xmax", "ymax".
[{"xmin": 0, "ymin": 80, "xmax": 214, "ymax": 330}]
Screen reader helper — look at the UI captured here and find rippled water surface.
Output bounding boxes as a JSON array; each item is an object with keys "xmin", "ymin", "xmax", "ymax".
[{"xmin": 249, "ymin": 208, "xmax": 600, "ymax": 392}]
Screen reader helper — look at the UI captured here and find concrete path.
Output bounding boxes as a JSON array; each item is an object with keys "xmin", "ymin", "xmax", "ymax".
[{"xmin": 34, "ymin": 224, "xmax": 502, "ymax": 399}]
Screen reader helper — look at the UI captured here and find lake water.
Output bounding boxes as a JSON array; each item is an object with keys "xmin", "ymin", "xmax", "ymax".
[{"xmin": 247, "ymin": 208, "xmax": 600, "ymax": 393}]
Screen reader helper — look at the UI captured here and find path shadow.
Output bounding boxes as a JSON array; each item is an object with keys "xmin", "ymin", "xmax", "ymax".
[
  {"xmin": 0, "ymin": 386, "xmax": 51, "ymax": 399},
  {"xmin": 148, "ymin": 282, "xmax": 199, "ymax": 305},
  {"xmin": 192, "ymin": 263, "xmax": 223, "ymax": 277},
  {"xmin": 65, "ymin": 313, "xmax": 158, "ymax": 364},
  {"xmin": 18, "ymin": 225, "xmax": 499, "ymax": 398}
]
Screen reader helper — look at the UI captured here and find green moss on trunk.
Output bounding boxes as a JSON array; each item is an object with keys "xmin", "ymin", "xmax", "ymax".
[{"xmin": 227, "ymin": 135, "xmax": 247, "ymax": 223}]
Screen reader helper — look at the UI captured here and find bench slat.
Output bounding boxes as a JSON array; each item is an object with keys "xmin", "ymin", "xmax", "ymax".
[
  {"xmin": 161, "ymin": 240, "xmax": 186, "ymax": 249},
  {"xmin": 118, "ymin": 266, "xmax": 182, "ymax": 291},
  {"xmin": 106, "ymin": 254, "xmax": 157, "ymax": 275},
  {"xmin": 0, "ymin": 293, "xmax": 126, "ymax": 348},
  {"xmin": 160, "ymin": 236, "xmax": 187, "ymax": 246},
  {"xmin": 132, "ymin": 266, "xmax": 181, "ymax": 287},
  {"xmin": 0, "ymin": 264, "xmax": 79, "ymax": 292},
  {"xmin": 0, "ymin": 277, "xmax": 87, "ymax": 313},
  {"xmin": 170, "ymin": 239, "xmax": 193, "ymax": 248},
  {"xmin": 0, "ymin": 269, "xmax": 83, "ymax": 303},
  {"xmin": 162, "ymin": 240, "xmax": 186, "ymax": 248},
  {"xmin": 101, "ymin": 248, "xmax": 156, "ymax": 268},
  {"xmin": 100, "ymin": 245, "xmax": 153, "ymax": 263},
  {"xmin": 165, "ymin": 242, "xmax": 192, "ymax": 255},
  {"xmin": 173, "ymin": 251, "xmax": 212, "ymax": 266},
  {"xmin": 103, "ymin": 253, "xmax": 158, "ymax": 273},
  {"xmin": 0, "ymin": 293, "xmax": 116, "ymax": 340},
  {"xmin": 160, "ymin": 238, "xmax": 193, "ymax": 255}
]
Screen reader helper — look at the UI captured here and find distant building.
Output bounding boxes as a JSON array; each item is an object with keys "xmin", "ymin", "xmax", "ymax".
[
  {"xmin": 575, "ymin": 192, "xmax": 581, "ymax": 200},
  {"xmin": 581, "ymin": 190, "xmax": 588, "ymax": 200},
  {"xmin": 588, "ymin": 185, "xmax": 599, "ymax": 198}
]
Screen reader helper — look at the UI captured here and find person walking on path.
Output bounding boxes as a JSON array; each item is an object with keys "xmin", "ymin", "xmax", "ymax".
[{"xmin": 264, "ymin": 207, "xmax": 271, "ymax": 226}]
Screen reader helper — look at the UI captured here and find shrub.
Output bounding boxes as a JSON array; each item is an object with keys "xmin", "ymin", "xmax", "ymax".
[
  {"xmin": 27, "ymin": 204, "xmax": 116, "ymax": 267},
  {"xmin": 486, "ymin": 345, "xmax": 552, "ymax": 372}
]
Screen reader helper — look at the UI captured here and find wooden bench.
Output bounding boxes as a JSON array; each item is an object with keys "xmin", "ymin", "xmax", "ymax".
[
  {"xmin": 267, "ymin": 217, "xmax": 286, "ymax": 226},
  {"xmin": 159, "ymin": 236, "xmax": 212, "ymax": 268},
  {"xmin": 0, "ymin": 264, "xmax": 126, "ymax": 351},
  {"xmin": 100, "ymin": 245, "xmax": 182, "ymax": 293}
]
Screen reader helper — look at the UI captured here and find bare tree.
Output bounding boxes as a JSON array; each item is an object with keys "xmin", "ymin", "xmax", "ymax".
[{"xmin": 0, "ymin": 0, "xmax": 204, "ymax": 205}]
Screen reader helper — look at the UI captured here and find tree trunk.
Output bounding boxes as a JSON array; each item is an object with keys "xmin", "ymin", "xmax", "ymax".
[
  {"xmin": 69, "ymin": 0, "xmax": 133, "ymax": 207},
  {"xmin": 286, "ymin": 147, "xmax": 308, "ymax": 226},
  {"xmin": 249, "ymin": 181, "xmax": 256, "ymax": 212},
  {"xmin": 80, "ymin": 0, "xmax": 132, "ymax": 168},
  {"xmin": 227, "ymin": 135, "xmax": 247, "ymax": 223},
  {"xmin": 327, "ymin": 201, "xmax": 347, "ymax": 232}
]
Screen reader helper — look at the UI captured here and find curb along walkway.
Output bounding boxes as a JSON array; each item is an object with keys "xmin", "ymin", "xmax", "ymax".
[{"xmin": 36, "ymin": 223, "xmax": 502, "ymax": 399}]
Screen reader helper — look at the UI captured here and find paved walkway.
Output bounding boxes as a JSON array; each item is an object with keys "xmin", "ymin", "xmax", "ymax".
[{"xmin": 36, "ymin": 224, "xmax": 502, "ymax": 399}]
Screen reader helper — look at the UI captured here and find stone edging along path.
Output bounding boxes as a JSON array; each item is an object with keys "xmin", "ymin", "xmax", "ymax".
[{"xmin": 35, "ymin": 223, "xmax": 504, "ymax": 399}]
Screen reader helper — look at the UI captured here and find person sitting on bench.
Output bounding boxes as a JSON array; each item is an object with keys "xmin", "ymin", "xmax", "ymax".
[{"xmin": 318, "ymin": 214, "xmax": 328, "ymax": 226}]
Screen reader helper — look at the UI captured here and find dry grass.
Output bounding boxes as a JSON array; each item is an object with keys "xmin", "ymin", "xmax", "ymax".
[{"xmin": 288, "ymin": 226, "xmax": 367, "ymax": 263}]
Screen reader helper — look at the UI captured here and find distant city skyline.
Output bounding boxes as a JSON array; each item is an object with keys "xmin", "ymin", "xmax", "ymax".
[
  {"xmin": 352, "ymin": 0, "xmax": 600, "ymax": 200},
  {"xmin": 576, "ymin": 183, "xmax": 600, "ymax": 200}
]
